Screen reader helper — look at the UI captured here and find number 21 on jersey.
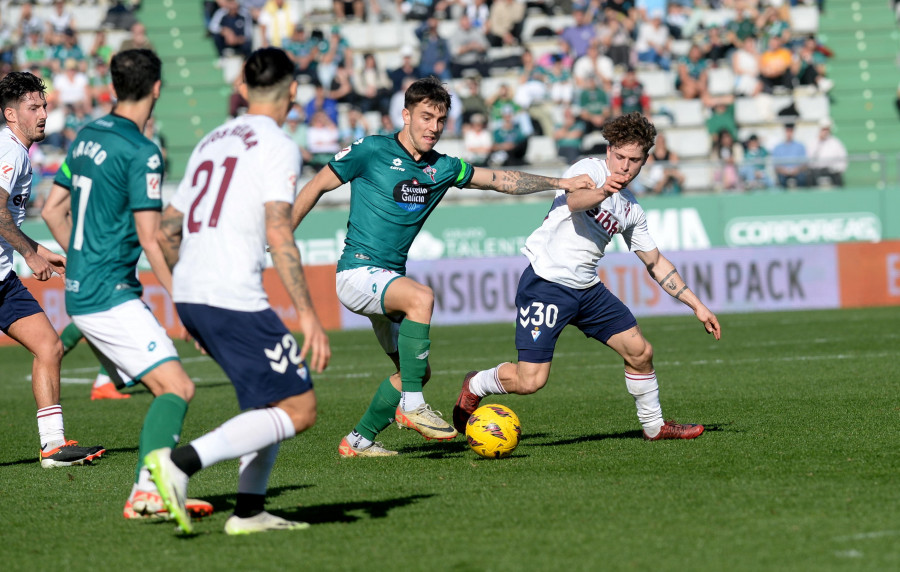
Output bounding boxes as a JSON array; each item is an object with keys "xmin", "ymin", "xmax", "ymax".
[{"xmin": 187, "ymin": 157, "xmax": 237, "ymax": 233}]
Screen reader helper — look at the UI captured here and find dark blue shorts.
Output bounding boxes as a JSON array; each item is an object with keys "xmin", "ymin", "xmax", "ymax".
[
  {"xmin": 176, "ymin": 303, "xmax": 313, "ymax": 410},
  {"xmin": 0, "ymin": 271, "xmax": 43, "ymax": 334},
  {"xmin": 515, "ymin": 265, "xmax": 637, "ymax": 363}
]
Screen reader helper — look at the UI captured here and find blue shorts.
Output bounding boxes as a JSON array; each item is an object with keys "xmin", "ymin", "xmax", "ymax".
[
  {"xmin": 0, "ymin": 271, "xmax": 43, "ymax": 334},
  {"xmin": 176, "ymin": 303, "xmax": 313, "ymax": 410},
  {"xmin": 515, "ymin": 265, "xmax": 637, "ymax": 363}
]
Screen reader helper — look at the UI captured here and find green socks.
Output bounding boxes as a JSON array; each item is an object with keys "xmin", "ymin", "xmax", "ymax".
[
  {"xmin": 135, "ymin": 393, "xmax": 188, "ymax": 483},
  {"xmin": 355, "ymin": 377, "xmax": 401, "ymax": 441},
  {"xmin": 60, "ymin": 322, "xmax": 83, "ymax": 354},
  {"xmin": 398, "ymin": 319, "xmax": 430, "ymax": 393}
]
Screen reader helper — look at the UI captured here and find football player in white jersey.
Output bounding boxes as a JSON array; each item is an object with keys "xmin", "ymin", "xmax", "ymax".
[
  {"xmin": 453, "ymin": 112, "xmax": 721, "ymax": 440},
  {"xmin": 0, "ymin": 71, "xmax": 104, "ymax": 468},
  {"xmin": 147, "ymin": 47, "xmax": 330, "ymax": 536}
]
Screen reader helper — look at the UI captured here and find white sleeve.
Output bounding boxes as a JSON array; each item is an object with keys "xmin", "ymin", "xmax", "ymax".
[
  {"xmin": 0, "ymin": 148, "xmax": 24, "ymax": 194},
  {"xmin": 260, "ymin": 137, "xmax": 300, "ymax": 205},
  {"xmin": 622, "ymin": 203, "xmax": 657, "ymax": 253},
  {"xmin": 563, "ymin": 157, "xmax": 606, "ymax": 188}
]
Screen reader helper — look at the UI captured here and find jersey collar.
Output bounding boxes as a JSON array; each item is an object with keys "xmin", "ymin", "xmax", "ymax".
[{"xmin": 3, "ymin": 126, "xmax": 28, "ymax": 151}]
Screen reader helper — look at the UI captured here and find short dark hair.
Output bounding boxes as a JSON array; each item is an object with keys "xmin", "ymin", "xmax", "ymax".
[
  {"xmin": 601, "ymin": 112, "xmax": 657, "ymax": 157},
  {"xmin": 243, "ymin": 47, "xmax": 295, "ymax": 89},
  {"xmin": 0, "ymin": 72, "xmax": 47, "ymax": 112},
  {"xmin": 110, "ymin": 49, "xmax": 161, "ymax": 102},
  {"xmin": 404, "ymin": 76, "xmax": 452, "ymax": 114},
  {"xmin": 243, "ymin": 48, "xmax": 296, "ymax": 102}
]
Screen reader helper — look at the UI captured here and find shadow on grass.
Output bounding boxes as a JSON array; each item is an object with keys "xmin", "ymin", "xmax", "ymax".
[
  {"xmin": 529, "ymin": 422, "xmax": 731, "ymax": 446},
  {"xmin": 286, "ymin": 493, "xmax": 435, "ymax": 524},
  {"xmin": 0, "ymin": 445, "xmax": 137, "ymax": 467},
  {"xmin": 196, "ymin": 484, "xmax": 314, "ymax": 514},
  {"xmin": 530, "ymin": 430, "xmax": 644, "ymax": 446},
  {"xmin": 397, "ymin": 439, "xmax": 470, "ymax": 459}
]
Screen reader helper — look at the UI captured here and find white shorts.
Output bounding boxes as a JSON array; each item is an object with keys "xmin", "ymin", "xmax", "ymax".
[
  {"xmin": 71, "ymin": 298, "xmax": 179, "ymax": 384},
  {"xmin": 336, "ymin": 266, "xmax": 402, "ymax": 355}
]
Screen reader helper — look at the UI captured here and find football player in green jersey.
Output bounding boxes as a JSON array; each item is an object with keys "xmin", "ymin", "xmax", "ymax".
[
  {"xmin": 292, "ymin": 76, "xmax": 595, "ymax": 457},
  {"xmin": 42, "ymin": 49, "xmax": 211, "ymax": 519}
]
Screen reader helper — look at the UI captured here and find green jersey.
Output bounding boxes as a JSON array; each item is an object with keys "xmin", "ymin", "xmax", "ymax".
[
  {"xmin": 53, "ymin": 114, "xmax": 164, "ymax": 315},
  {"xmin": 330, "ymin": 133, "xmax": 474, "ymax": 274}
]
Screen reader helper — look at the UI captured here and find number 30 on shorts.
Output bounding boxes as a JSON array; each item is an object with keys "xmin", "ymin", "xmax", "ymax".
[{"xmin": 519, "ymin": 302, "xmax": 558, "ymax": 328}]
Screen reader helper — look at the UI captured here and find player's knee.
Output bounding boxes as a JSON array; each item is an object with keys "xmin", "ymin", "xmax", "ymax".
[
  {"xmin": 516, "ymin": 370, "xmax": 548, "ymax": 395},
  {"xmin": 288, "ymin": 405, "xmax": 316, "ymax": 433},
  {"xmin": 406, "ymin": 285, "xmax": 434, "ymax": 318},
  {"xmin": 626, "ymin": 340, "xmax": 653, "ymax": 371},
  {"xmin": 277, "ymin": 393, "xmax": 317, "ymax": 433},
  {"xmin": 169, "ymin": 376, "xmax": 195, "ymax": 402},
  {"xmin": 46, "ymin": 336, "xmax": 64, "ymax": 364},
  {"xmin": 164, "ymin": 372, "xmax": 195, "ymax": 402}
]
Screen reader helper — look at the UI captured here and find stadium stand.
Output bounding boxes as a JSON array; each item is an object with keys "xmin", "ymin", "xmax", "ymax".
[
  {"xmin": 2, "ymin": 0, "xmax": 894, "ymax": 201},
  {"xmin": 816, "ymin": 1, "xmax": 898, "ymax": 187}
]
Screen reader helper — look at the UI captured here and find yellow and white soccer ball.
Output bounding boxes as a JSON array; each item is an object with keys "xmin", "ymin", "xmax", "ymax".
[{"xmin": 465, "ymin": 404, "xmax": 521, "ymax": 459}]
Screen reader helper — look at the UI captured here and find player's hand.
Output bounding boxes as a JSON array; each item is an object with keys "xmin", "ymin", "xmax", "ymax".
[
  {"xmin": 24, "ymin": 251, "xmax": 56, "ymax": 281},
  {"xmin": 601, "ymin": 173, "xmax": 629, "ymax": 197},
  {"xmin": 298, "ymin": 314, "xmax": 331, "ymax": 373},
  {"xmin": 560, "ymin": 173, "xmax": 595, "ymax": 192},
  {"xmin": 42, "ymin": 249, "xmax": 66, "ymax": 277},
  {"xmin": 177, "ymin": 325, "xmax": 207, "ymax": 355},
  {"xmin": 696, "ymin": 306, "xmax": 721, "ymax": 340}
]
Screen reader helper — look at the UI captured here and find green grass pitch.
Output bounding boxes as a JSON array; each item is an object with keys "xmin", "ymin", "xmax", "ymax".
[{"xmin": 2, "ymin": 307, "xmax": 899, "ymax": 571}]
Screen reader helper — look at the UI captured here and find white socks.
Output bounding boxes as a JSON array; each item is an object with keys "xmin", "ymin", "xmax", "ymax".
[
  {"xmin": 347, "ymin": 430, "xmax": 372, "ymax": 450},
  {"xmin": 37, "ymin": 405, "xmax": 65, "ymax": 449},
  {"xmin": 190, "ymin": 407, "xmax": 296, "ymax": 469},
  {"xmin": 93, "ymin": 373, "xmax": 113, "ymax": 389},
  {"xmin": 625, "ymin": 370, "xmax": 664, "ymax": 437},
  {"xmin": 469, "ymin": 366, "xmax": 508, "ymax": 397},
  {"xmin": 136, "ymin": 467, "xmax": 156, "ymax": 493},
  {"xmin": 400, "ymin": 391, "xmax": 424, "ymax": 411},
  {"xmin": 238, "ymin": 442, "xmax": 280, "ymax": 495}
]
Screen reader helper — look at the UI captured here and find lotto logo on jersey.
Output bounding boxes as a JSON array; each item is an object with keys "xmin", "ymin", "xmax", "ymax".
[
  {"xmin": 0, "ymin": 161, "xmax": 13, "ymax": 184},
  {"xmin": 146, "ymin": 173, "xmax": 161, "ymax": 199},
  {"xmin": 147, "ymin": 154, "xmax": 161, "ymax": 170}
]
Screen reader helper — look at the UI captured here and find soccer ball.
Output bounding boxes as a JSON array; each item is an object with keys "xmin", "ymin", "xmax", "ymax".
[{"xmin": 465, "ymin": 404, "xmax": 521, "ymax": 459}]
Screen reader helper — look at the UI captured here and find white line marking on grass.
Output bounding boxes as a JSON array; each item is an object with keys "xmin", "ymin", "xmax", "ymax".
[
  {"xmin": 834, "ymin": 550, "xmax": 864, "ymax": 558},
  {"xmin": 61, "ymin": 377, "xmax": 93, "ymax": 384},
  {"xmin": 834, "ymin": 530, "xmax": 900, "ymax": 542},
  {"xmin": 674, "ymin": 351, "xmax": 896, "ymax": 366},
  {"xmin": 318, "ymin": 349, "xmax": 897, "ymax": 381},
  {"xmin": 42, "ymin": 355, "xmax": 215, "ymax": 383}
]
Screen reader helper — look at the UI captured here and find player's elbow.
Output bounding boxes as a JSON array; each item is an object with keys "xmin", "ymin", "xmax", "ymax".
[{"xmin": 40, "ymin": 203, "xmax": 59, "ymax": 227}]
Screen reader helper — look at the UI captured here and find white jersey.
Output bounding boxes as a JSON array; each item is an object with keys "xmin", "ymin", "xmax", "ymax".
[
  {"xmin": 170, "ymin": 114, "xmax": 300, "ymax": 311},
  {"xmin": 522, "ymin": 157, "xmax": 657, "ymax": 289},
  {"xmin": 0, "ymin": 127, "xmax": 33, "ymax": 281}
]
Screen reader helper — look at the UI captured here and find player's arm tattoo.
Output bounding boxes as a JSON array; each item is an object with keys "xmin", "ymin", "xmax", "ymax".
[
  {"xmin": 157, "ymin": 206, "xmax": 184, "ymax": 268},
  {"xmin": 0, "ymin": 188, "xmax": 38, "ymax": 256},
  {"xmin": 266, "ymin": 202, "xmax": 314, "ymax": 314},
  {"xmin": 651, "ymin": 264, "xmax": 690, "ymax": 299},
  {"xmin": 471, "ymin": 170, "xmax": 560, "ymax": 195},
  {"xmin": 659, "ymin": 269, "xmax": 678, "ymax": 292}
]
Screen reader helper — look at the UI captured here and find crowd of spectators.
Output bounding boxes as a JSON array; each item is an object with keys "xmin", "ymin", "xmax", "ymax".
[
  {"xmin": 201, "ymin": 0, "xmax": 842, "ymax": 190},
  {"xmin": 0, "ymin": 0, "xmax": 847, "ymax": 196},
  {"xmin": 0, "ymin": 0, "xmax": 150, "ymax": 210}
]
